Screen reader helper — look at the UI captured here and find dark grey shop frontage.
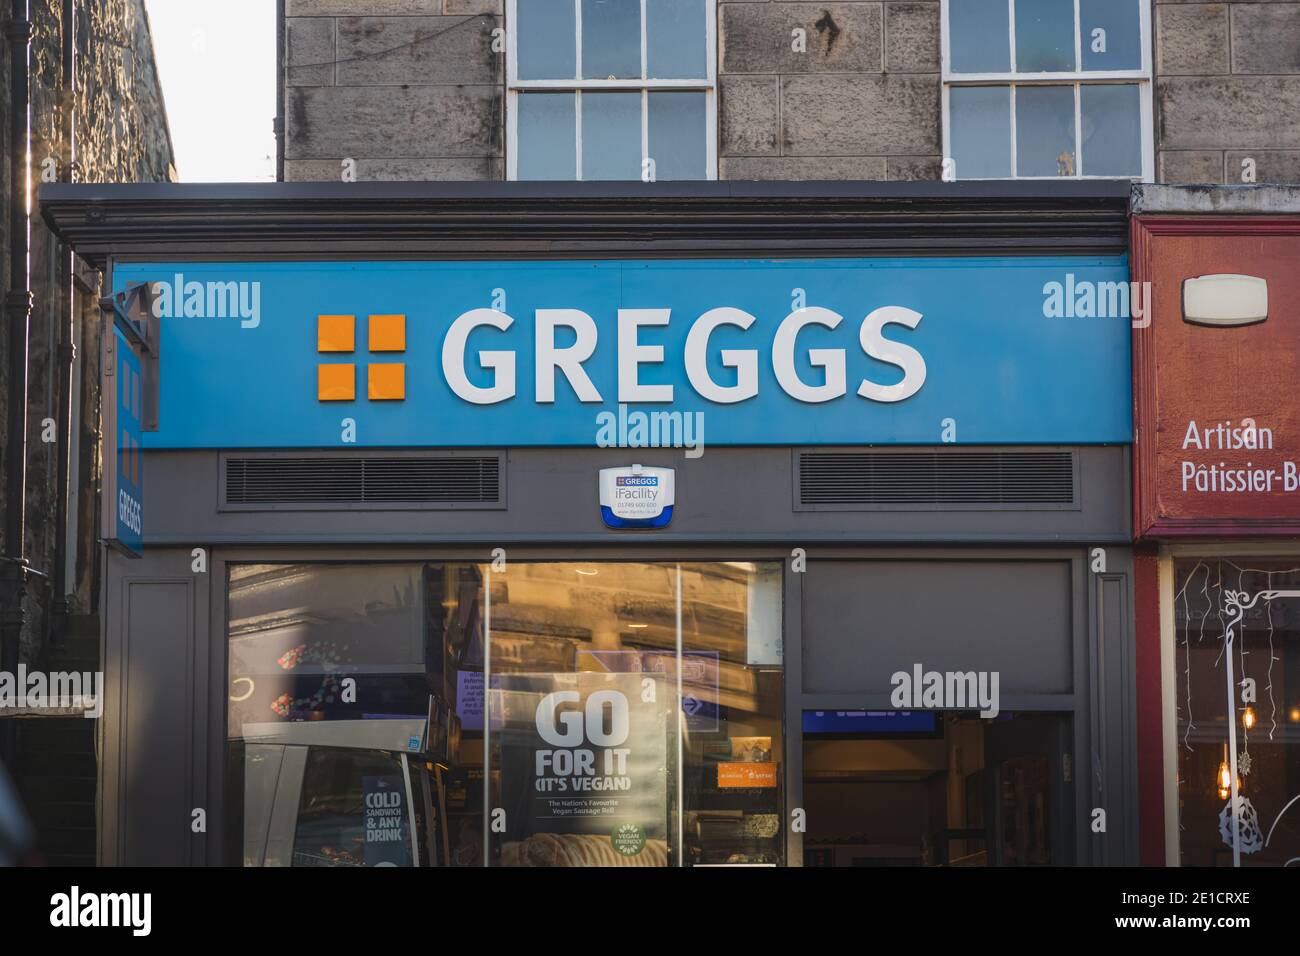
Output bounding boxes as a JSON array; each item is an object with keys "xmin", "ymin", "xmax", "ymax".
[{"xmin": 41, "ymin": 181, "xmax": 1140, "ymax": 867}]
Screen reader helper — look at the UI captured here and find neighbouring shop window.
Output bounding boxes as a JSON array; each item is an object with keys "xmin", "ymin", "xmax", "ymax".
[
  {"xmin": 942, "ymin": 0, "xmax": 1151, "ymax": 180},
  {"xmin": 507, "ymin": 0, "xmax": 716, "ymax": 181},
  {"xmin": 1174, "ymin": 558, "xmax": 1300, "ymax": 866},
  {"xmin": 225, "ymin": 560, "xmax": 784, "ymax": 867}
]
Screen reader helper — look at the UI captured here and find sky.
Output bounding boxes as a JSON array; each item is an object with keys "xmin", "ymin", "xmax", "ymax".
[{"xmin": 144, "ymin": 0, "xmax": 277, "ymax": 182}]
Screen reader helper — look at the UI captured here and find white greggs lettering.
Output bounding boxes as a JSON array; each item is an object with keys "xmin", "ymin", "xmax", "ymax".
[{"xmin": 441, "ymin": 305, "xmax": 926, "ymax": 405}]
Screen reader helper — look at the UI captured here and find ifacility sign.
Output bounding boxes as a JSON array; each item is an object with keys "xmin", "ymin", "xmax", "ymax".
[
  {"xmin": 599, "ymin": 465, "xmax": 674, "ymax": 529},
  {"xmin": 112, "ymin": 256, "xmax": 1133, "ymax": 449}
]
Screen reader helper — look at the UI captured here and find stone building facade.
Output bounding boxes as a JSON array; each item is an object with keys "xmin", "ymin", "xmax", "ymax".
[
  {"xmin": 1155, "ymin": 2, "xmax": 1300, "ymax": 184},
  {"xmin": 1, "ymin": 0, "xmax": 174, "ymax": 669},
  {"xmin": 280, "ymin": 1, "xmax": 1300, "ymax": 185},
  {"xmin": 1, "ymin": 0, "xmax": 173, "ymax": 865}
]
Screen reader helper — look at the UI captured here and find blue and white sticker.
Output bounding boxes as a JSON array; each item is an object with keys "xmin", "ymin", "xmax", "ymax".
[{"xmin": 599, "ymin": 465, "xmax": 675, "ymax": 529}]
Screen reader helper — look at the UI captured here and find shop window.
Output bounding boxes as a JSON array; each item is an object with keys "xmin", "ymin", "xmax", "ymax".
[
  {"xmin": 225, "ymin": 560, "xmax": 784, "ymax": 867},
  {"xmin": 292, "ymin": 749, "xmax": 416, "ymax": 867},
  {"xmin": 1173, "ymin": 559, "xmax": 1300, "ymax": 866},
  {"xmin": 507, "ymin": 0, "xmax": 716, "ymax": 181},
  {"xmin": 941, "ymin": 0, "xmax": 1152, "ymax": 180},
  {"xmin": 483, "ymin": 561, "xmax": 784, "ymax": 866}
]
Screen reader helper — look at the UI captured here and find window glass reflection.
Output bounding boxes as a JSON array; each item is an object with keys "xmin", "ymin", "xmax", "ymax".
[
  {"xmin": 226, "ymin": 561, "xmax": 784, "ymax": 867},
  {"xmin": 950, "ymin": 86, "xmax": 1012, "ymax": 179},
  {"xmin": 1015, "ymin": 0, "xmax": 1075, "ymax": 72},
  {"xmin": 949, "ymin": 0, "xmax": 1011, "ymax": 73},
  {"xmin": 1015, "ymin": 85, "xmax": 1076, "ymax": 176},
  {"xmin": 1174, "ymin": 559, "xmax": 1300, "ymax": 867}
]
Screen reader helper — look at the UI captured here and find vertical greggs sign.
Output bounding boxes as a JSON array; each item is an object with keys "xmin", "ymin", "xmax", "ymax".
[
  {"xmin": 1131, "ymin": 216, "xmax": 1300, "ymax": 536},
  {"xmin": 110, "ymin": 256, "xmax": 1133, "ymax": 449},
  {"xmin": 100, "ymin": 284, "xmax": 158, "ymax": 557}
]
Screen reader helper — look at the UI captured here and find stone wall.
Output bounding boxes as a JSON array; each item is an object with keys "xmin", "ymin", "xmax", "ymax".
[
  {"xmin": 1156, "ymin": 1, "xmax": 1300, "ymax": 183},
  {"xmin": 280, "ymin": 1, "xmax": 1300, "ymax": 186},
  {"xmin": 718, "ymin": 1, "xmax": 941, "ymax": 180},
  {"xmin": 283, "ymin": 0, "xmax": 504, "ymax": 181},
  {"xmin": 281, "ymin": 0, "xmax": 941, "ymax": 182},
  {"xmin": 0, "ymin": 0, "xmax": 174, "ymax": 663}
]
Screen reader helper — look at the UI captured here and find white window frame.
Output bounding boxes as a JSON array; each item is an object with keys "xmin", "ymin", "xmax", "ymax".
[
  {"xmin": 940, "ymin": 0, "xmax": 1154, "ymax": 182},
  {"xmin": 505, "ymin": 0, "xmax": 718, "ymax": 181}
]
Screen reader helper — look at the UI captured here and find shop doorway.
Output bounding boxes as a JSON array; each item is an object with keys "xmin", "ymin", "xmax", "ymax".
[{"xmin": 802, "ymin": 712, "xmax": 1072, "ymax": 866}]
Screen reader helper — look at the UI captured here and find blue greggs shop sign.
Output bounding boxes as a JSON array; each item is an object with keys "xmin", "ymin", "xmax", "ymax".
[{"xmin": 112, "ymin": 256, "xmax": 1133, "ymax": 449}]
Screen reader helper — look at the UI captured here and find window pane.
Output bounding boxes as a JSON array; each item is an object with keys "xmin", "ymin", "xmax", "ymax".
[
  {"xmin": 485, "ymin": 563, "xmax": 680, "ymax": 868},
  {"xmin": 516, "ymin": 0, "xmax": 577, "ymax": 80},
  {"xmin": 293, "ymin": 750, "xmax": 413, "ymax": 867},
  {"xmin": 950, "ymin": 86, "xmax": 1012, "ymax": 179},
  {"xmin": 678, "ymin": 562, "xmax": 785, "ymax": 867},
  {"xmin": 582, "ymin": 0, "xmax": 641, "ymax": 79},
  {"xmin": 1081, "ymin": 84, "xmax": 1141, "ymax": 176},
  {"xmin": 1015, "ymin": 84, "xmax": 1076, "ymax": 176},
  {"xmin": 1015, "ymin": 0, "xmax": 1075, "ymax": 72},
  {"xmin": 1173, "ymin": 558, "xmax": 1300, "ymax": 868},
  {"xmin": 582, "ymin": 91, "xmax": 641, "ymax": 180},
  {"xmin": 483, "ymin": 561, "xmax": 785, "ymax": 868},
  {"xmin": 949, "ymin": 0, "xmax": 1011, "ymax": 73},
  {"xmin": 517, "ymin": 93, "xmax": 577, "ymax": 180},
  {"xmin": 647, "ymin": 0, "xmax": 708, "ymax": 79},
  {"xmin": 1080, "ymin": 0, "xmax": 1141, "ymax": 71},
  {"xmin": 648, "ymin": 91, "xmax": 707, "ymax": 180}
]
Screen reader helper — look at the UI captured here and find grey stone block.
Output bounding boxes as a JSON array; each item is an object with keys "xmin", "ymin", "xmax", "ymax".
[
  {"xmin": 1158, "ymin": 150, "xmax": 1224, "ymax": 183},
  {"xmin": 722, "ymin": 3, "xmax": 883, "ymax": 74},
  {"xmin": 337, "ymin": 15, "xmax": 500, "ymax": 86},
  {"xmin": 286, "ymin": 84, "xmax": 502, "ymax": 158},
  {"xmin": 885, "ymin": 3, "xmax": 939, "ymax": 73},
  {"xmin": 1159, "ymin": 76, "xmax": 1300, "ymax": 150},
  {"xmin": 1232, "ymin": 5, "xmax": 1300, "ymax": 74},
  {"xmin": 1156, "ymin": 4, "xmax": 1228, "ymax": 75},
  {"xmin": 286, "ymin": 18, "xmax": 336, "ymax": 87},
  {"xmin": 782, "ymin": 74, "xmax": 939, "ymax": 155},
  {"xmin": 720, "ymin": 75, "xmax": 779, "ymax": 155},
  {"xmin": 721, "ymin": 155, "xmax": 889, "ymax": 180},
  {"xmin": 284, "ymin": 156, "xmax": 503, "ymax": 181},
  {"xmin": 886, "ymin": 154, "xmax": 942, "ymax": 180},
  {"xmin": 1224, "ymin": 150, "xmax": 1300, "ymax": 185},
  {"xmin": 287, "ymin": 0, "xmax": 440, "ymax": 14},
  {"xmin": 444, "ymin": 0, "xmax": 501, "ymax": 12}
]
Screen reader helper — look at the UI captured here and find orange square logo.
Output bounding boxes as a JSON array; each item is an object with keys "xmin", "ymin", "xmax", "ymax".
[
  {"xmin": 318, "ymin": 363, "xmax": 355, "ymax": 401},
  {"xmin": 368, "ymin": 363, "xmax": 405, "ymax": 401},
  {"xmin": 317, "ymin": 314, "xmax": 355, "ymax": 352},
  {"xmin": 369, "ymin": 314, "xmax": 406, "ymax": 352}
]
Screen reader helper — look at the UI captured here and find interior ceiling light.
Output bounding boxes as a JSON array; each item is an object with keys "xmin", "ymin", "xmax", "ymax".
[{"xmin": 575, "ymin": 568, "xmax": 599, "ymax": 576}]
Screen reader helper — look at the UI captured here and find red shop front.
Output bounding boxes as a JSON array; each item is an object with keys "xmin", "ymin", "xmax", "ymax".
[{"xmin": 1131, "ymin": 185, "xmax": 1300, "ymax": 868}]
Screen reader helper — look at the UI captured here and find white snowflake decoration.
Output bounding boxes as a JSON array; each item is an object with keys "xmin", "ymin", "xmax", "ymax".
[
  {"xmin": 1239, "ymin": 751, "xmax": 1252, "ymax": 776},
  {"xmin": 1219, "ymin": 796, "xmax": 1264, "ymax": 854}
]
